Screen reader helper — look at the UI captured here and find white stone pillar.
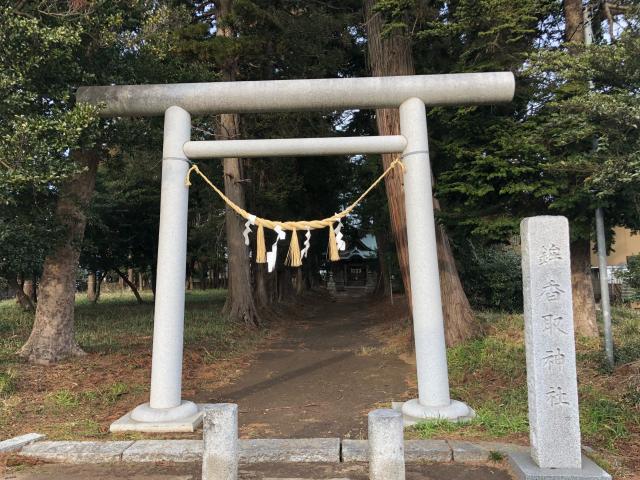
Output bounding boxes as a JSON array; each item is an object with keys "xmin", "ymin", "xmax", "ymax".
[
  {"xmin": 368, "ymin": 409, "xmax": 405, "ymax": 480},
  {"xmin": 203, "ymin": 404, "xmax": 239, "ymax": 480},
  {"xmin": 130, "ymin": 106, "xmax": 198, "ymax": 423},
  {"xmin": 399, "ymin": 97, "xmax": 473, "ymax": 423},
  {"xmin": 521, "ymin": 216, "xmax": 581, "ymax": 468}
]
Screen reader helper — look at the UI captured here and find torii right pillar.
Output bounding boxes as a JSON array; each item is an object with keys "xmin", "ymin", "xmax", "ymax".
[{"xmin": 398, "ymin": 97, "xmax": 475, "ymax": 424}]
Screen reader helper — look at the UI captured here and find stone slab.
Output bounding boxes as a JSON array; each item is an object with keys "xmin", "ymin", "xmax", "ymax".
[
  {"xmin": 341, "ymin": 439, "xmax": 451, "ymax": 463},
  {"xmin": 521, "ymin": 216, "xmax": 582, "ymax": 469},
  {"xmin": 109, "ymin": 403, "xmax": 214, "ymax": 433},
  {"xmin": 122, "ymin": 440, "xmax": 202, "ymax": 463},
  {"xmin": 241, "ymin": 438, "xmax": 340, "ymax": 463},
  {"xmin": 509, "ymin": 452, "xmax": 611, "ymax": 480},
  {"xmin": 121, "ymin": 438, "xmax": 341, "ymax": 464},
  {"xmin": 0, "ymin": 433, "xmax": 46, "ymax": 453},
  {"xmin": 19, "ymin": 441, "xmax": 134, "ymax": 463}
]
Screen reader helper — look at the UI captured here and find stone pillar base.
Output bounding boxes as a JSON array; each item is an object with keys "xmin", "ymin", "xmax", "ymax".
[
  {"xmin": 110, "ymin": 402, "xmax": 212, "ymax": 433},
  {"xmin": 392, "ymin": 400, "xmax": 475, "ymax": 426},
  {"xmin": 508, "ymin": 452, "xmax": 611, "ymax": 480}
]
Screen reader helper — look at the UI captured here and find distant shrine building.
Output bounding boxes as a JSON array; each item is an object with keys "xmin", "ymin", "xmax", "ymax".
[{"xmin": 327, "ymin": 234, "xmax": 378, "ymax": 296}]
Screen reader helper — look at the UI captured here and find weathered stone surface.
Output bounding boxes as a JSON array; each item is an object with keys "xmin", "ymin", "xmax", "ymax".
[
  {"xmin": 240, "ymin": 439, "xmax": 340, "ymax": 463},
  {"xmin": 20, "ymin": 441, "xmax": 133, "ymax": 463},
  {"xmin": 448, "ymin": 440, "xmax": 529, "ymax": 463},
  {"xmin": 521, "ymin": 216, "xmax": 582, "ymax": 469},
  {"xmin": 122, "ymin": 440, "xmax": 202, "ymax": 463},
  {"xmin": 448, "ymin": 441, "xmax": 489, "ymax": 463},
  {"xmin": 509, "ymin": 452, "xmax": 612, "ymax": 480},
  {"xmin": 202, "ymin": 404, "xmax": 238, "ymax": 480},
  {"xmin": 110, "ymin": 406, "xmax": 204, "ymax": 433},
  {"xmin": 0, "ymin": 433, "xmax": 46, "ymax": 453},
  {"xmin": 342, "ymin": 439, "xmax": 450, "ymax": 463},
  {"xmin": 368, "ymin": 409, "xmax": 405, "ymax": 480}
]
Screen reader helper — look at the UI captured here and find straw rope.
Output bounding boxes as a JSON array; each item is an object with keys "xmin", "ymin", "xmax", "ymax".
[{"xmin": 185, "ymin": 157, "xmax": 406, "ymax": 231}]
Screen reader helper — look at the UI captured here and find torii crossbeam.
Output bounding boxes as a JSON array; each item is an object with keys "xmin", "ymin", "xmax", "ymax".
[{"xmin": 77, "ymin": 72, "xmax": 515, "ymax": 432}]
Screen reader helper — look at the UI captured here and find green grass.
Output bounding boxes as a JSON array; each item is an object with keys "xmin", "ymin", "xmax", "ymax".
[
  {"xmin": 0, "ymin": 289, "xmax": 262, "ymax": 440},
  {"xmin": 412, "ymin": 307, "xmax": 640, "ymax": 474}
]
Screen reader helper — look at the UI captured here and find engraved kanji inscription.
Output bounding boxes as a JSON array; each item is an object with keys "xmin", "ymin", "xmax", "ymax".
[
  {"xmin": 545, "ymin": 386, "xmax": 570, "ymax": 407},
  {"xmin": 542, "ymin": 314, "xmax": 568, "ymax": 336},
  {"xmin": 538, "ymin": 243, "xmax": 562, "ymax": 265},
  {"xmin": 540, "ymin": 279, "xmax": 565, "ymax": 301},
  {"xmin": 542, "ymin": 347, "xmax": 566, "ymax": 373}
]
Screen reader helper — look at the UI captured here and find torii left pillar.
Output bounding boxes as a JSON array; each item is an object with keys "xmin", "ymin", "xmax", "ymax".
[{"xmin": 110, "ymin": 106, "xmax": 206, "ymax": 432}]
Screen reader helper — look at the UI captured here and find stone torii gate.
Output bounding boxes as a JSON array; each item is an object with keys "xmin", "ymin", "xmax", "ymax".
[{"xmin": 77, "ymin": 73, "xmax": 515, "ymax": 432}]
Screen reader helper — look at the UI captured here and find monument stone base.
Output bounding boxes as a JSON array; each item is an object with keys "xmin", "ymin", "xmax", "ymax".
[
  {"xmin": 509, "ymin": 452, "xmax": 611, "ymax": 480},
  {"xmin": 110, "ymin": 402, "xmax": 214, "ymax": 433}
]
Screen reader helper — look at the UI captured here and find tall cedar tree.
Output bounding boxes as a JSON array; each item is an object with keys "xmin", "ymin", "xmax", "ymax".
[{"xmin": 363, "ymin": 0, "xmax": 478, "ymax": 345}]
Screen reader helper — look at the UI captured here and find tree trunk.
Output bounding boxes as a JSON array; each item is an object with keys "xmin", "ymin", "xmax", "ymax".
[
  {"xmin": 23, "ymin": 278, "xmax": 35, "ymax": 301},
  {"xmin": 363, "ymin": 0, "xmax": 477, "ymax": 345},
  {"xmin": 562, "ymin": 0, "xmax": 598, "ymax": 339},
  {"xmin": 363, "ymin": 0, "xmax": 412, "ymax": 304},
  {"xmin": 114, "ymin": 267, "xmax": 144, "ymax": 304},
  {"xmin": 19, "ymin": 150, "xmax": 99, "ymax": 364},
  {"xmin": 217, "ymin": 0, "xmax": 260, "ymax": 327},
  {"xmin": 95, "ymin": 271, "xmax": 105, "ymax": 302},
  {"xmin": 570, "ymin": 239, "xmax": 599, "ymax": 337},
  {"xmin": 12, "ymin": 276, "xmax": 35, "ymax": 311},
  {"xmin": 295, "ymin": 268, "xmax": 304, "ymax": 295},
  {"xmin": 255, "ymin": 263, "xmax": 270, "ymax": 307},
  {"xmin": 373, "ymin": 231, "xmax": 390, "ymax": 297},
  {"xmin": 87, "ymin": 271, "xmax": 97, "ymax": 302},
  {"xmin": 563, "ymin": 0, "xmax": 585, "ymax": 45}
]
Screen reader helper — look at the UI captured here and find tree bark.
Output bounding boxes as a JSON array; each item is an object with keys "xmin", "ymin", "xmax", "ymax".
[
  {"xmin": 217, "ymin": 0, "xmax": 260, "ymax": 327},
  {"xmin": 363, "ymin": 0, "xmax": 477, "ymax": 345},
  {"xmin": 87, "ymin": 271, "xmax": 97, "ymax": 302},
  {"xmin": 570, "ymin": 239, "xmax": 599, "ymax": 337},
  {"xmin": 563, "ymin": 0, "xmax": 599, "ymax": 338},
  {"xmin": 563, "ymin": 0, "xmax": 585, "ymax": 45},
  {"xmin": 19, "ymin": 150, "xmax": 99, "ymax": 364},
  {"xmin": 12, "ymin": 276, "xmax": 35, "ymax": 311}
]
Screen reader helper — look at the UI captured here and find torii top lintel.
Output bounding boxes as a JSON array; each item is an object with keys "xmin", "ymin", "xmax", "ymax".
[{"xmin": 76, "ymin": 72, "xmax": 515, "ymax": 118}]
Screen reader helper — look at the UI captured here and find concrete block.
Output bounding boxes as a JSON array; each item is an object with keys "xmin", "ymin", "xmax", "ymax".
[
  {"xmin": 203, "ymin": 404, "xmax": 238, "ymax": 480},
  {"xmin": 19, "ymin": 441, "xmax": 133, "ymax": 463},
  {"xmin": 521, "ymin": 216, "xmax": 582, "ymax": 469},
  {"xmin": 0, "ymin": 433, "xmax": 46, "ymax": 453},
  {"xmin": 449, "ymin": 440, "xmax": 530, "ymax": 463},
  {"xmin": 509, "ymin": 452, "xmax": 611, "ymax": 480},
  {"xmin": 368, "ymin": 409, "xmax": 405, "ymax": 480},
  {"xmin": 240, "ymin": 438, "xmax": 340, "ymax": 463},
  {"xmin": 448, "ymin": 440, "xmax": 489, "ymax": 463},
  {"xmin": 122, "ymin": 440, "xmax": 202, "ymax": 463},
  {"xmin": 342, "ymin": 439, "xmax": 450, "ymax": 463},
  {"xmin": 405, "ymin": 440, "xmax": 451, "ymax": 462}
]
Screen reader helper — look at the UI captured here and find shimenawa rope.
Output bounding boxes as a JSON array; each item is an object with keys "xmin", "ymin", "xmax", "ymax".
[{"xmin": 185, "ymin": 157, "xmax": 406, "ymax": 266}]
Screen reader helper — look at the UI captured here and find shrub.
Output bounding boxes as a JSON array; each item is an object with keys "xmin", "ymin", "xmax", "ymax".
[{"xmin": 456, "ymin": 242, "xmax": 523, "ymax": 312}]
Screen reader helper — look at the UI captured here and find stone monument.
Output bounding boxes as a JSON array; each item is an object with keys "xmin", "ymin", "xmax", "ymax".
[{"xmin": 509, "ymin": 216, "xmax": 611, "ymax": 480}]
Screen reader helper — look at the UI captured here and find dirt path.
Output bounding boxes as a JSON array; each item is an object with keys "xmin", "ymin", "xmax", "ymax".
[{"xmin": 195, "ymin": 295, "xmax": 415, "ymax": 439}]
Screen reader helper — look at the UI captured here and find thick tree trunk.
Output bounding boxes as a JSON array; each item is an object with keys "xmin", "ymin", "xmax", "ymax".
[
  {"xmin": 363, "ymin": 0, "xmax": 412, "ymax": 304},
  {"xmin": 563, "ymin": 0, "xmax": 585, "ymax": 45},
  {"xmin": 87, "ymin": 271, "xmax": 97, "ymax": 302},
  {"xmin": 114, "ymin": 267, "xmax": 144, "ymax": 304},
  {"xmin": 364, "ymin": 0, "xmax": 476, "ymax": 345},
  {"xmin": 570, "ymin": 239, "xmax": 599, "ymax": 337},
  {"xmin": 562, "ymin": 0, "xmax": 598, "ymax": 338},
  {"xmin": 19, "ymin": 150, "xmax": 99, "ymax": 364},
  {"xmin": 217, "ymin": 0, "xmax": 260, "ymax": 327}
]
